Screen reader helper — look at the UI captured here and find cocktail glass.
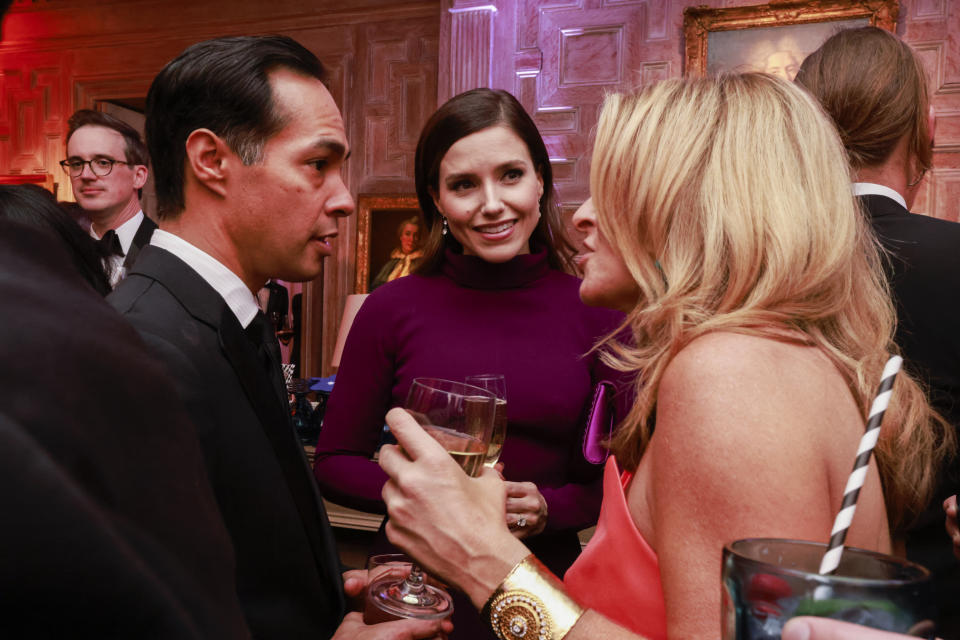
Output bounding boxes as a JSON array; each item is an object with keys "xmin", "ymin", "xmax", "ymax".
[{"xmin": 722, "ymin": 538, "xmax": 935, "ymax": 639}]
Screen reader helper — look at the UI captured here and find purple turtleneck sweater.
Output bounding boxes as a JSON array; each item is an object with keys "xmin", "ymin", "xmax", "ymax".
[{"xmin": 314, "ymin": 249, "xmax": 625, "ymax": 540}]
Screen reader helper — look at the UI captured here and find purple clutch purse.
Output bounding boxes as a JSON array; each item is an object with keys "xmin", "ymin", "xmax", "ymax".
[{"xmin": 583, "ymin": 381, "xmax": 615, "ymax": 464}]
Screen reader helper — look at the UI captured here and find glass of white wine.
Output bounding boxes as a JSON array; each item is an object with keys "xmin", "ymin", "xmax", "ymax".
[
  {"xmin": 465, "ymin": 374, "xmax": 507, "ymax": 468},
  {"xmin": 365, "ymin": 377, "xmax": 497, "ymax": 622}
]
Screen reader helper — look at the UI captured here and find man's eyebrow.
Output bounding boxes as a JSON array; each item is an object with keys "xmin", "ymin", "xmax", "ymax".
[
  {"xmin": 308, "ymin": 139, "xmax": 350, "ymax": 160},
  {"xmin": 66, "ymin": 154, "xmax": 115, "ymax": 159}
]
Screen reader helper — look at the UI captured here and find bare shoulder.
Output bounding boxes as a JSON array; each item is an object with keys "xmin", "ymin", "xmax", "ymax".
[
  {"xmin": 657, "ymin": 331, "xmax": 855, "ymax": 449},
  {"xmin": 663, "ymin": 331, "xmax": 833, "ymax": 386},
  {"xmin": 643, "ymin": 330, "xmax": 862, "ymax": 548}
]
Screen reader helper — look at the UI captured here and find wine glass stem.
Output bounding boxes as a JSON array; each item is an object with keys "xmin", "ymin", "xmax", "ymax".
[{"xmin": 403, "ymin": 564, "xmax": 427, "ymax": 594}]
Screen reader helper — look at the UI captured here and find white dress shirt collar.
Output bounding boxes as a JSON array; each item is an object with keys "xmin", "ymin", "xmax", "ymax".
[
  {"xmin": 852, "ymin": 183, "xmax": 907, "ymax": 211},
  {"xmin": 91, "ymin": 211, "xmax": 145, "ymax": 286},
  {"xmin": 149, "ymin": 229, "xmax": 261, "ymax": 328},
  {"xmin": 90, "ymin": 210, "xmax": 144, "ymax": 256}
]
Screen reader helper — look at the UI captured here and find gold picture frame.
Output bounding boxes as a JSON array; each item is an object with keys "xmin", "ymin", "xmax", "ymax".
[
  {"xmin": 353, "ymin": 194, "xmax": 422, "ymax": 294},
  {"xmin": 683, "ymin": 0, "xmax": 898, "ymax": 78}
]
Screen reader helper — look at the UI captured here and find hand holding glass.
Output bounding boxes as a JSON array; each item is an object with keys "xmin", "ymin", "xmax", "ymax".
[
  {"xmin": 366, "ymin": 378, "xmax": 497, "ymax": 621},
  {"xmin": 362, "ymin": 554, "xmax": 414, "ymax": 624}
]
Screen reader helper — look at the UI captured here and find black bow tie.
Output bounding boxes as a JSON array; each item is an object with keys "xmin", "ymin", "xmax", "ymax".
[{"xmin": 97, "ymin": 230, "xmax": 124, "ymax": 257}]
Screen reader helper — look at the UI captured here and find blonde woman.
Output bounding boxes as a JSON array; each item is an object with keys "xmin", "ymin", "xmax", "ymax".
[{"xmin": 376, "ymin": 73, "xmax": 954, "ymax": 640}]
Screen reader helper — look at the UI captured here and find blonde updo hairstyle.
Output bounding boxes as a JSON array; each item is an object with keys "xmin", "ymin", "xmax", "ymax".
[{"xmin": 594, "ymin": 73, "xmax": 952, "ymax": 531}]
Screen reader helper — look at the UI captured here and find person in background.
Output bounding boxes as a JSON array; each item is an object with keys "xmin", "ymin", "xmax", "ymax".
[
  {"xmin": 62, "ymin": 109, "xmax": 154, "ymax": 286},
  {"xmin": 0, "ymin": 184, "xmax": 110, "ymax": 295},
  {"xmin": 259, "ymin": 279, "xmax": 290, "ymax": 331},
  {"xmin": 796, "ymin": 27, "xmax": 960, "ymax": 636},
  {"xmin": 0, "ymin": 219, "xmax": 248, "ymax": 638},
  {"xmin": 107, "ymin": 35, "xmax": 448, "ymax": 640},
  {"xmin": 315, "ymin": 87, "xmax": 626, "ymax": 639},
  {"xmin": 375, "ymin": 74, "xmax": 952, "ymax": 640},
  {"xmin": 763, "ymin": 49, "xmax": 800, "ymax": 81},
  {"xmin": 371, "ymin": 216, "xmax": 423, "ymax": 289}
]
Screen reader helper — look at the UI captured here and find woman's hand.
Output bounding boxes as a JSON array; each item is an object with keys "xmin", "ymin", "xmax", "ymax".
[
  {"xmin": 783, "ymin": 617, "xmax": 940, "ymax": 640},
  {"xmin": 379, "ymin": 408, "xmax": 529, "ymax": 609},
  {"xmin": 504, "ymin": 481, "xmax": 548, "ymax": 538},
  {"xmin": 944, "ymin": 495, "xmax": 960, "ymax": 560}
]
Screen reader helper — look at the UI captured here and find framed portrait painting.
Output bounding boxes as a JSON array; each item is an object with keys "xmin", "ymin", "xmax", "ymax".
[
  {"xmin": 683, "ymin": 0, "xmax": 898, "ymax": 80},
  {"xmin": 353, "ymin": 194, "xmax": 424, "ymax": 294}
]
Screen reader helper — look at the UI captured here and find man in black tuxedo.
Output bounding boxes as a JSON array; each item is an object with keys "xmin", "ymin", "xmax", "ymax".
[
  {"xmin": 0, "ymin": 219, "xmax": 249, "ymax": 639},
  {"xmin": 109, "ymin": 36, "xmax": 448, "ymax": 640},
  {"xmin": 63, "ymin": 109, "xmax": 156, "ymax": 286},
  {"xmin": 798, "ymin": 27, "xmax": 960, "ymax": 637}
]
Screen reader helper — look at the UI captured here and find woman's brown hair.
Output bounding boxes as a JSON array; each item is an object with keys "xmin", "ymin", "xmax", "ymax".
[
  {"xmin": 413, "ymin": 88, "xmax": 575, "ymax": 273},
  {"xmin": 795, "ymin": 26, "xmax": 932, "ymax": 176}
]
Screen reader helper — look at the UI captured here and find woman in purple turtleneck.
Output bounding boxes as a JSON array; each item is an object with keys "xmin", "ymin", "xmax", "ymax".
[{"xmin": 313, "ymin": 88, "xmax": 625, "ymax": 638}]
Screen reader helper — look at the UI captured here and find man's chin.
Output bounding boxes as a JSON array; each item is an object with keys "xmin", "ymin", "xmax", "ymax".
[{"xmin": 275, "ymin": 262, "xmax": 325, "ymax": 284}]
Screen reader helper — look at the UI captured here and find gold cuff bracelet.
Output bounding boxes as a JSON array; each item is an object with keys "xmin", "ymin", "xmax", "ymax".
[{"xmin": 482, "ymin": 554, "xmax": 585, "ymax": 640}]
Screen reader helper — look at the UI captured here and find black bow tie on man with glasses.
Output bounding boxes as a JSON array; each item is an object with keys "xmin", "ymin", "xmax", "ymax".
[{"xmin": 97, "ymin": 229, "xmax": 124, "ymax": 257}]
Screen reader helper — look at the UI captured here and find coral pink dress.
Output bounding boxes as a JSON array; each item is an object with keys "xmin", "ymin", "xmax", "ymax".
[{"xmin": 564, "ymin": 457, "xmax": 667, "ymax": 640}]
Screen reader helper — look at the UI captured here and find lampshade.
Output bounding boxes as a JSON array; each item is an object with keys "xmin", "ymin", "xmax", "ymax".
[{"xmin": 331, "ymin": 294, "xmax": 369, "ymax": 369}]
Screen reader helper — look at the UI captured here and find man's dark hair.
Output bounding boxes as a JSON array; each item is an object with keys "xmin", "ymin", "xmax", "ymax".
[
  {"xmin": 67, "ymin": 109, "xmax": 149, "ymax": 167},
  {"xmin": 145, "ymin": 35, "xmax": 326, "ymax": 219}
]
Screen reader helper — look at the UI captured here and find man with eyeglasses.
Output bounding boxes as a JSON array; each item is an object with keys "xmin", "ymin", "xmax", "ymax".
[{"xmin": 62, "ymin": 110, "xmax": 155, "ymax": 287}]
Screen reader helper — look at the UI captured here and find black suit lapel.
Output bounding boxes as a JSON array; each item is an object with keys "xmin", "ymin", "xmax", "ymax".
[
  {"xmin": 123, "ymin": 216, "xmax": 157, "ymax": 270},
  {"xmin": 219, "ymin": 318, "xmax": 345, "ymax": 614},
  {"xmin": 130, "ymin": 246, "xmax": 346, "ymax": 614}
]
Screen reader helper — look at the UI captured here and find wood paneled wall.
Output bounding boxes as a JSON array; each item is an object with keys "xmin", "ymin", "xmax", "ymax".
[{"xmin": 3, "ymin": 0, "xmax": 958, "ymax": 373}]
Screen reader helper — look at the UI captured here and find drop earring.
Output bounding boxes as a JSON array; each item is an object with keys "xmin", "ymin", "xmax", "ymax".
[{"xmin": 441, "ymin": 217, "xmax": 449, "ymax": 236}]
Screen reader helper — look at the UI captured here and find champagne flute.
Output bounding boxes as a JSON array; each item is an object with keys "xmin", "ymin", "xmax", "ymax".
[
  {"xmin": 366, "ymin": 378, "xmax": 497, "ymax": 621},
  {"xmin": 465, "ymin": 374, "xmax": 508, "ymax": 468}
]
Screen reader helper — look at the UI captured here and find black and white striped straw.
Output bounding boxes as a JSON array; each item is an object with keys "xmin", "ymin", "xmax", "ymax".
[{"xmin": 819, "ymin": 355, "xmax": 903, "ymax": 575}]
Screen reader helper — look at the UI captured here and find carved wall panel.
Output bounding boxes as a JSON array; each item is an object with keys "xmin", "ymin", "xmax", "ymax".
[
  {"xmin": 0, "ymin": 54, "xmax": 68, "ymax": 192},
  {"xmin": 903, "ymin": 0, "xmax": 960, "ymax": 221},
  {"xmin": 355, "ymin": 22, "xmax": 438, "ymax": 193},
  {"xmin": 448, "ymin": 5, "xmax": 496, "ymax": 94},
  {"xmin": 499, "ymin": 0, "xmax": 675, "ymax": 206}
]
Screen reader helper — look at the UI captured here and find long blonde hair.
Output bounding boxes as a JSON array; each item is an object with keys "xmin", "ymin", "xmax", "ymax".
[{"xmin": 594, "ymin": 74, "xmax": 953, "ymax": 530}]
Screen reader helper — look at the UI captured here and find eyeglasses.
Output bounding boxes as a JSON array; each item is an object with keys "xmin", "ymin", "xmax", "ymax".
[{"xmin": 59, "ymin": 157, "xmax": 132, "ymax": 178}]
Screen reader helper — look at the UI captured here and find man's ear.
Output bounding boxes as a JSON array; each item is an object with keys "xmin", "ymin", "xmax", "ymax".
[
  {"xmin": 184, "ymin": 128, "xmax": 230, "ymax": 198},
  {"xmin": 132, "ymin": 164, "xmax": 148, "ymax": 190}
]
